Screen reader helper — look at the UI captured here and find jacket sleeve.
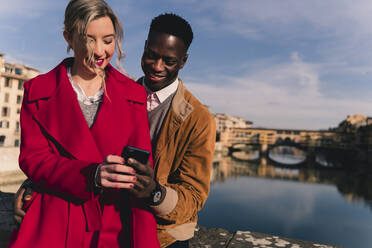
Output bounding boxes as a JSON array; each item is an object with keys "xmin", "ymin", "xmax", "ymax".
[
  {"xmin": 19, "ymin": 82, "xmax": 97, "ymax": 201},
  {"xmin": 154, "ymin": 112, "xmax": 216, "ymax": 224}
]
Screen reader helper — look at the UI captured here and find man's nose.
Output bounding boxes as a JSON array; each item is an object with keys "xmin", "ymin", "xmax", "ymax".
[{"xmin": 152, "ymin": 59, "xmax": 164, "ymax": 71}]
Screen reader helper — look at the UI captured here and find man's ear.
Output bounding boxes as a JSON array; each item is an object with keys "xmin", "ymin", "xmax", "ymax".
[{"xmin": 179, "ymin": 54, "xmax": 188, "ymax": 69}]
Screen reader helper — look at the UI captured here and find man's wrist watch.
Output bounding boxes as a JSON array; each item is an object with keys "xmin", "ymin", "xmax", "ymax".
[{"xmin": 148, "ymin": 180, "xmax": 163, "ymax": 206}]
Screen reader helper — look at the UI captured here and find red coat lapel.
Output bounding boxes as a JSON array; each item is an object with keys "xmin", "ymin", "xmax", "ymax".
[
  {"xmin": 90, "ymin": 66, "xmax": 134, "ymax": 157},
  {"xmin": 30, "ymin": 59, "xmax": 103, "ymax": 163}
]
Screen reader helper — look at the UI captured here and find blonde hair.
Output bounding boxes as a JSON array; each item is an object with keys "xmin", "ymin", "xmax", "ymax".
[{"xmin": 64, "ymin": 0, "xmax": 126, "ymax": 74}]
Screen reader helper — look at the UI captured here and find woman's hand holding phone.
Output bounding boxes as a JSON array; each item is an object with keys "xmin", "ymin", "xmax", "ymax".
[{"xmin": 98, "ymin": 149, "xmax": 158, "ymax": 201}]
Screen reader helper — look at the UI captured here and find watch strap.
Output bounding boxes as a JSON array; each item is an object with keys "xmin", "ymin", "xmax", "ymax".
[{"xmin": 148, "ymin": 180, "xmax": 163, "ymax": 206}]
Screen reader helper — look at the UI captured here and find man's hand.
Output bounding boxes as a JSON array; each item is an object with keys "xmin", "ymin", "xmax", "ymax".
[
  {"xmin": 13, "ymin": 182, "xmax": 33, "ymax": 225},
  {"xmin": 126, "ymin": 158, "xmax": 156, "ymax": 199},
  {"xmin": 98, "ymin": 155, "xmax": 138, "ymax": 189}
]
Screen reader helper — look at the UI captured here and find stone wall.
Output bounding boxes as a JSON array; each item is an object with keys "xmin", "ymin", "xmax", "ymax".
[{"xmin": 0, "ymin": 147, "xmax": 20, "ymax": 173}]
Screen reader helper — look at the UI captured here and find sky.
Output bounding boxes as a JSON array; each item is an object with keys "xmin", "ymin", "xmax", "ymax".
[{"xmin": 2, "ymin": 0, "xmax": 372, "ymax": 130}]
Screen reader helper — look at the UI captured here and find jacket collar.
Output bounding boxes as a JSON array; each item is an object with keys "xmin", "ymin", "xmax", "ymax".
[
  {"xmin": 170, "ymin": 78, "xmax": 194, "ymax": 122},
  {"xmin": 30, "ymin": 58, "xmax": 135, "ymax": 163},
  {"xmin": 28, "ymin": 58, "xmax": 142, "ymax": 103},
  {"xmin": 137, "ymin": 77, "xmax": 194, "ymax": 122},
  {"xmin": 140, "ymin": 77, "xmax": 194, "ymax": 166},
  {"xmin": 27, "ymin": 59, "xmax": 72, "ymax": 102}
]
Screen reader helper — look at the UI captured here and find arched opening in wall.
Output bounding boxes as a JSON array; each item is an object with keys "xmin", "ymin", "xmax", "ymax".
[
  {"xmin": 284, "ymin": 137, "xmax": 292, "ymax": 143},
  {"xmin": 0, "ymin": 135, "xmax": 5, "ymax": 146},
  {"xmin": 276, "ymin": 137, "xmax": 283, "ymax": 144}
]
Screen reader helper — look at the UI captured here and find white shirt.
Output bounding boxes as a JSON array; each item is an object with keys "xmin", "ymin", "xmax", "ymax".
[
  {"xmin": 67, "ymin": 67, "xmax": 104, "ymax": 105},
  {"xmin": 142, "ymin": 78, "xmax": 179, "ymax": 111}
]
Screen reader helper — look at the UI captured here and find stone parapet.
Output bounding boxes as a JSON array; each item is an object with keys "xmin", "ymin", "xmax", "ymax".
[
  {"xmin": 190, "ymin": 226, "xmax": 341, "ymax": 248},
  {"xmin": 0, "ymin": 148, "xmax": 20, "ymax": 173}
]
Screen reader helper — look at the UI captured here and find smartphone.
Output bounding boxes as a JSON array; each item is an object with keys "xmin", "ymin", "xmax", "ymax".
[{"xmin": 122, "ymin": 146, "xmax": 150, "ymax": 165}]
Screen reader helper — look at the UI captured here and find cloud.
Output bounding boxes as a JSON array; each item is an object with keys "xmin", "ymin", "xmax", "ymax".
[
  {"xmin": 0, "ymin": 0, "xmax": 58, "ymax": 20},
  {"xmin": 2, "ymin": 0, "xmax": 371, "ymax": 131},
  {"xmin": 191, "ymin": 0, "xmax": 372, "ymax": 65},
  {"xmin": 0, "ymin": 23, "xmax": 19, "ymax": 32},
  {"xmin": 196, "ymin": 0, "xmax": 372, "ymax": 39},
  {"xmin": 185, "ymin": 52, "xmax": 372, "ymax": 129}
]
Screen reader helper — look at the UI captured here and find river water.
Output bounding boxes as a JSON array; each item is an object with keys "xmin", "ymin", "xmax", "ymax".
[{"xmin": 198, "ymin": 146, "xmax": 372, "ymax": 248}]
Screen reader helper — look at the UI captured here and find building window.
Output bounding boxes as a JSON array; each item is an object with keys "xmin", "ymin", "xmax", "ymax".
[
  {"xmin": 0, "ymin": 120, "xmax": 10, "ymax": 128},
  {"xmin": 0, "ymin": 136, "xmax": 5, "ymax": 146},
  {"xmin": 16, "ymin": 95, "xmax": 22, "ymax": 104},
  {"xmin": 17, "ymin": 108, "xmax": 21, "ymax": 114},
  {"xmin": 5, "ymin": 67, "xmax": 12, "ymax": 73},
  {"xmin": 14, "ymin": 139, "xmax": 20, "ymax": 147},
  {"xmin": 5, "ymin": 78, "xmax": 11, "ymax": 88},
  {"xmin": 2, "ymin": 107, "xmax": 9, "ymax": 117},
  {"xmin": 4, "ymin": 93, "xmax": 9, "ymax": 103},
  {"xmin": 16, "ymin": 121, "xmax": 20, "ymax": 132},
  {"xmin": 18, "ymin": 80, "xmax": 24, "ymax": 90},
  {"xmin": 15, "ymin": 68, "xmax": 22, "ymax": 75}
]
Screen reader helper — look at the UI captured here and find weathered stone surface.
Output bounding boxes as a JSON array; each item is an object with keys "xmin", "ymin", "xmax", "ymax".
[
  {"xmin": 0, "ymin": 230, "xmax": 12, "ymax": 248},
  {"xmin": 228, "ymin": 230, "xmax": 341, "ymax": 248},
  {"xmin": 190, "ymin": 227, "xmax": 342, "ymax": 248},
  {"xmin": 0, "ymin": 192, "xmax": 15, "ymax": 248},
  {"xmin": 0, "ymin": 192, "xmax": 16, "ymax": 232},
  {"xmin": 0, "ymin": 171, "xmax": 26, "ymax": 190},
  {"xmin": 190, "ymin": 226, "xmax": 234, "ymax": 247},
  {"xmin": 0, "ymin": 148, "xmax": 20, "ymax": 173}
]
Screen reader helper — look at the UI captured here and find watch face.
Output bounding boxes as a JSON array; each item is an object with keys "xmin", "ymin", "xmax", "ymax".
[{"xmin": 153, "ymin": 190, "xmax": 162, "ymax": 203}]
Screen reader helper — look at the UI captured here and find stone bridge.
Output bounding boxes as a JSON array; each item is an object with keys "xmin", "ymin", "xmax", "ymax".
[{"xmin": 219, "ymin": 127, "xmax": 339, "ymax": 148}]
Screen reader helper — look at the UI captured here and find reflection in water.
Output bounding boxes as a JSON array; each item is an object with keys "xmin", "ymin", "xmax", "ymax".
[
  {"xmin": 315, "ymin": 153, "xmax": 334, "ymax": 167},
  {"xmin": 268, "ymin": 146, "xmax": 306, "ymax": 165},
  {"xmin": 231, "ymin": 150, "xmax": 260, "ymax": 161},
  {"xmin": 202, "ymin": 150, "xmax": 372, "ymax": 248},
  {"xmin": 213, "ymin": 150, "xmax": 372, "ymax": 207}
]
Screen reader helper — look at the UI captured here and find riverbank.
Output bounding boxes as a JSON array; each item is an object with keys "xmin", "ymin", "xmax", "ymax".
[{"xmin": 0, "ymin": 191, "xmax": 340, "ymax": 248}]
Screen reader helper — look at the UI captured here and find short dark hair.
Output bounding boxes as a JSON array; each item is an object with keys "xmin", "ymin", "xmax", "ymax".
[{"xmin": 149, "ymin": 13, "xmax": 193, "ymax": 50}]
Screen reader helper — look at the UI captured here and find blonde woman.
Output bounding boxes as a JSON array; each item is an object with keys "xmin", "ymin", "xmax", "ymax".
[{"xmin": 9, "ymin": 0, "xmax": 159, "ymax": 247}]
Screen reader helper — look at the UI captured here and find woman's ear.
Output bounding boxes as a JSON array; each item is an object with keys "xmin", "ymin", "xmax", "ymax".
[{"xmin": 63, "ymin": 31, "xmax": 72, "ymax": 48}]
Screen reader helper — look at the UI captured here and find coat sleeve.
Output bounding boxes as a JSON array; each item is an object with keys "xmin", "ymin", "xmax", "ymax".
[
  {"xmin": 19, "ymin": 82, "xmax": 97, "ymax": 201},
  {"xmin": 154, "ymin": 112, "xmax": 216, "ymax": 224}
]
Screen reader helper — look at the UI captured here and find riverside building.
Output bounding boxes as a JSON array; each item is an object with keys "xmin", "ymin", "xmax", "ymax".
[{"xmin": 0, "ymin": 54, "xmax": 39, "ymax": 147}]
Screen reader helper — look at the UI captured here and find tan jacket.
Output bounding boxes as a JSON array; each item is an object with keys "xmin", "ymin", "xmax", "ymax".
[{"xmin": 147, "ymin": 79, "xmax": 216, "ymax": 247}]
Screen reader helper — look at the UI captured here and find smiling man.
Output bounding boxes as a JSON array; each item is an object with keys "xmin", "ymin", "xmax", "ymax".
[{"xmin": 135, "ymin": 13, "xmax": 216, "ymax": 248}]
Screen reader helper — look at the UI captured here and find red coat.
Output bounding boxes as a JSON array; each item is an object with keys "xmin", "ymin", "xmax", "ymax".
[{"xmin": 9, "ymin": 59, "xmax": 159, "ymax": 248}]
